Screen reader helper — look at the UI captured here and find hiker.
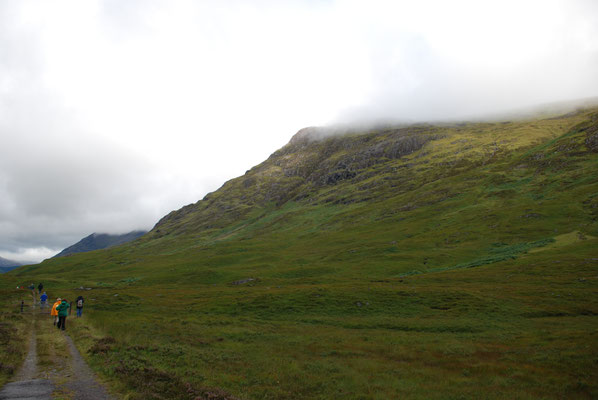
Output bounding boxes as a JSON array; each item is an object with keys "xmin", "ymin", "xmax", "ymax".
[
  {"xmin": 40, "ymin": 292, "xmax": 48, "ymax": 308},
  {"xmin": 38, "ymin": 282, "xmax": 43, "ymax": 294},
  {"xmin": 51, "ymin": 297, "xmax": 61, "ymax": 326},
  {"xmin": 75, "ymin": 295, "xmax": 84, "ymax": 317},
  {"xmin": 56, "ymin": 299, "xmax": 70, "ymax": 331}
]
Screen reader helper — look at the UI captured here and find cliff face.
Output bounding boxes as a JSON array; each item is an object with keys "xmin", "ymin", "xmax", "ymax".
[{"xmin": 151, "ymin": 108, "xmax": 598, "ymax": 239}]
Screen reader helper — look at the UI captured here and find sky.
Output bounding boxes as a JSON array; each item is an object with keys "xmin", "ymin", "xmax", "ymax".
[{"xmin": 1, "ymin": 0, "xmax": 597, "ymax": 263}]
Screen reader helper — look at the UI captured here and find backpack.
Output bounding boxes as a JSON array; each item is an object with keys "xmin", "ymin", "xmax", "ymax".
[{"xmin": 77, "ymin": 299, "xmax": 83, "ymax": 307}]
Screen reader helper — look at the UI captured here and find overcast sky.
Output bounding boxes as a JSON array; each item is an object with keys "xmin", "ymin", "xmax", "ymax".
[{"xmin": 1, "ymin": 0, "xmax": 597, "ymax": 263}]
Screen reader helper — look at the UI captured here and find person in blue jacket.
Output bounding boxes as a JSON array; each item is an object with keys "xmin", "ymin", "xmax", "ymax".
[{"xmin": 40, "ymin": 292, "xmax": 48, "ymax": 308}]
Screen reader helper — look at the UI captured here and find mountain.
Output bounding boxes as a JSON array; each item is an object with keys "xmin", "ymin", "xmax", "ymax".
[
  {"xmin": 4, "ymin": 107, "xmax": 598, "ymax": 399},
  {"xmin": 0, "ymin": 256, "xmax": 24, "ymax": 273},
  {"xmin": 53, "ymin": 230, "xmax": 147, "ymax": 258},
  {"xmin": 151, "ymin": 106, "xmax": 598, "ymax": 246},
  {"xmin": 151, "ymin": 123, "xmax": 445, "ymax": 237},
  {"xmin": 25, "ymin": 106, "xmax": 596, "ymax": 279}
]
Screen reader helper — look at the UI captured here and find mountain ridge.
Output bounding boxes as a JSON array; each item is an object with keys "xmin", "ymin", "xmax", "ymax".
[
  {"xmin": 0, "ymin": 256, "xmax": 26, "ymax": 273},
  {"xmin": 53, "ymin": 230, "xmax": 148, "ymax": 258}
]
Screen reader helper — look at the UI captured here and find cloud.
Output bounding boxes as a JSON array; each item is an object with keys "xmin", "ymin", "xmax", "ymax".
[
  {"xmin": 0, "ymin": 9, "xmax": 203, "ymax": 260},
  {"xmin": 334, "ymin": 0, "xmax": 598, "ymax": 123},
  {"xmin": 0, "ymin": 104, "xmax": 170, "ymax": 257},
  {"xmin": 0, "ymin": 247, "xmax": 56, "ymax": 265}
]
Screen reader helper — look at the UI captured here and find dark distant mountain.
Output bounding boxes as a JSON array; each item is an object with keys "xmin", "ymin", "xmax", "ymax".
[
  {"xmin": 0, "ymin": 256, "xmax": 25, "ymax": 273},
  {"xmin": 53, "ymin": 230, "xmax": 147, "ymax": 258}
]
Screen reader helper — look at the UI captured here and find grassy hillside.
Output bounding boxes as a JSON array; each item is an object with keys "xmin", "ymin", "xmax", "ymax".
[{"xmin": 2, "ymin": 108, "xmax": 597, "ymax": 399}]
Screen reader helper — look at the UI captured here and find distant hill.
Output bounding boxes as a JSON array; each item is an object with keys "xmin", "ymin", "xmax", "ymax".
[
  {"xmin": 53, "ymin": 230, "xmax": 147, "ymax": 258},
  {"xmin": 0, "ymin": 256, "xmax": 25, "ymax": 273}
]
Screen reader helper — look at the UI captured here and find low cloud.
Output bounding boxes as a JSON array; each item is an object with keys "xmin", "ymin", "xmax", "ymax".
[
  {"xmin": 334, "ymin": 0, "xmax": 598, "ymax": 124},
  {"xmin": 0, "ymin": 247, "xmax": 56, "ymax": 265}
]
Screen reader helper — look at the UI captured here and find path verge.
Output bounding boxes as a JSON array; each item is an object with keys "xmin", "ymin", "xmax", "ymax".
[{"xmin": 0, "ymin": 324, "xmax": 53, "ymax": 400}]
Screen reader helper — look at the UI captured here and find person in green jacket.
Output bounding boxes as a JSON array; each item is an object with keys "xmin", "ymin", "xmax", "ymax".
[{"xmin": 56, "ymin": 299, "xmax": 70, "ymax": 331}]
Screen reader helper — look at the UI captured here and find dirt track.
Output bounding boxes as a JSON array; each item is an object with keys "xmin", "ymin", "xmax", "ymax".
[
  {"xmin": 0, "ymin": 312, "xmax": 116, "ymax": 400},
  {"xmin": 0, "ymin": 323, "xmax": 53, "ymax": 400},
  {"xmin": 63, "ymin": 334, "xmax": 115, "ymax": 400}
]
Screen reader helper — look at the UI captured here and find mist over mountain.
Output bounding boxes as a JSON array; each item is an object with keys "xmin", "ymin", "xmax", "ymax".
[
  {"xmin": 151, "ymin": 105, "xmax": 598, "ymax": 241},
  {"xmin": 53, "ymin": 230, "xmax": 147, "ymax": 258}
]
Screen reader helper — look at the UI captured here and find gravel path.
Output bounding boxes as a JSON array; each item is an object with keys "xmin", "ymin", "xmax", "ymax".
[
  {"xmin": 0, "ymin": 326, "xmax": 53, "ymax": 400},
  {"xmin": 0, "ymin": 316, "xmax": 116, "ymax": 400},
  {"xmin": 63, "ymin": 334, "xmax": 116, "ymax": 400}
]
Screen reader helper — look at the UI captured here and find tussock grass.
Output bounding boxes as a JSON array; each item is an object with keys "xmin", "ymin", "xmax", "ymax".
[{"xmin": 0, "ymin": 290, "xmax": 31, "ymax": 386}]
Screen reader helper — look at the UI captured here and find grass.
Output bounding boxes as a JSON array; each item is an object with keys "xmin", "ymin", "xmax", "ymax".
[
  {"xmin": 17, "ymin": 243, "xmax": 596, "ymax": 399},
  {"xmin": 1, "ymin": 108, "xmax": 598, "ymax": 398},
  {"xmin": 35, "ymin": 313, "xmax": 70, "ymax": 375},
  {"xmin": 0, "ymin": 290, "xmax": 32, "ymax": 387}
]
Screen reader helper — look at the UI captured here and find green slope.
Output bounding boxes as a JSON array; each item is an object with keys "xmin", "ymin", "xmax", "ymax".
[{"xmin": 2, "ymin": 108, "xmax": 597, "ymax": 399}]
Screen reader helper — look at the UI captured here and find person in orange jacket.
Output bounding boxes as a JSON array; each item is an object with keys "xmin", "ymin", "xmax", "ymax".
[{"xmin": 51, "ymin": 297, "xmax": 61, "ymax": 326}]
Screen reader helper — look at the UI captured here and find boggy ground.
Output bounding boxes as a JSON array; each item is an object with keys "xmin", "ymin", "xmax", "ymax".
[{"xmin": 77, "ymin": 246, "xmax": 598, "ymax": 400}]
